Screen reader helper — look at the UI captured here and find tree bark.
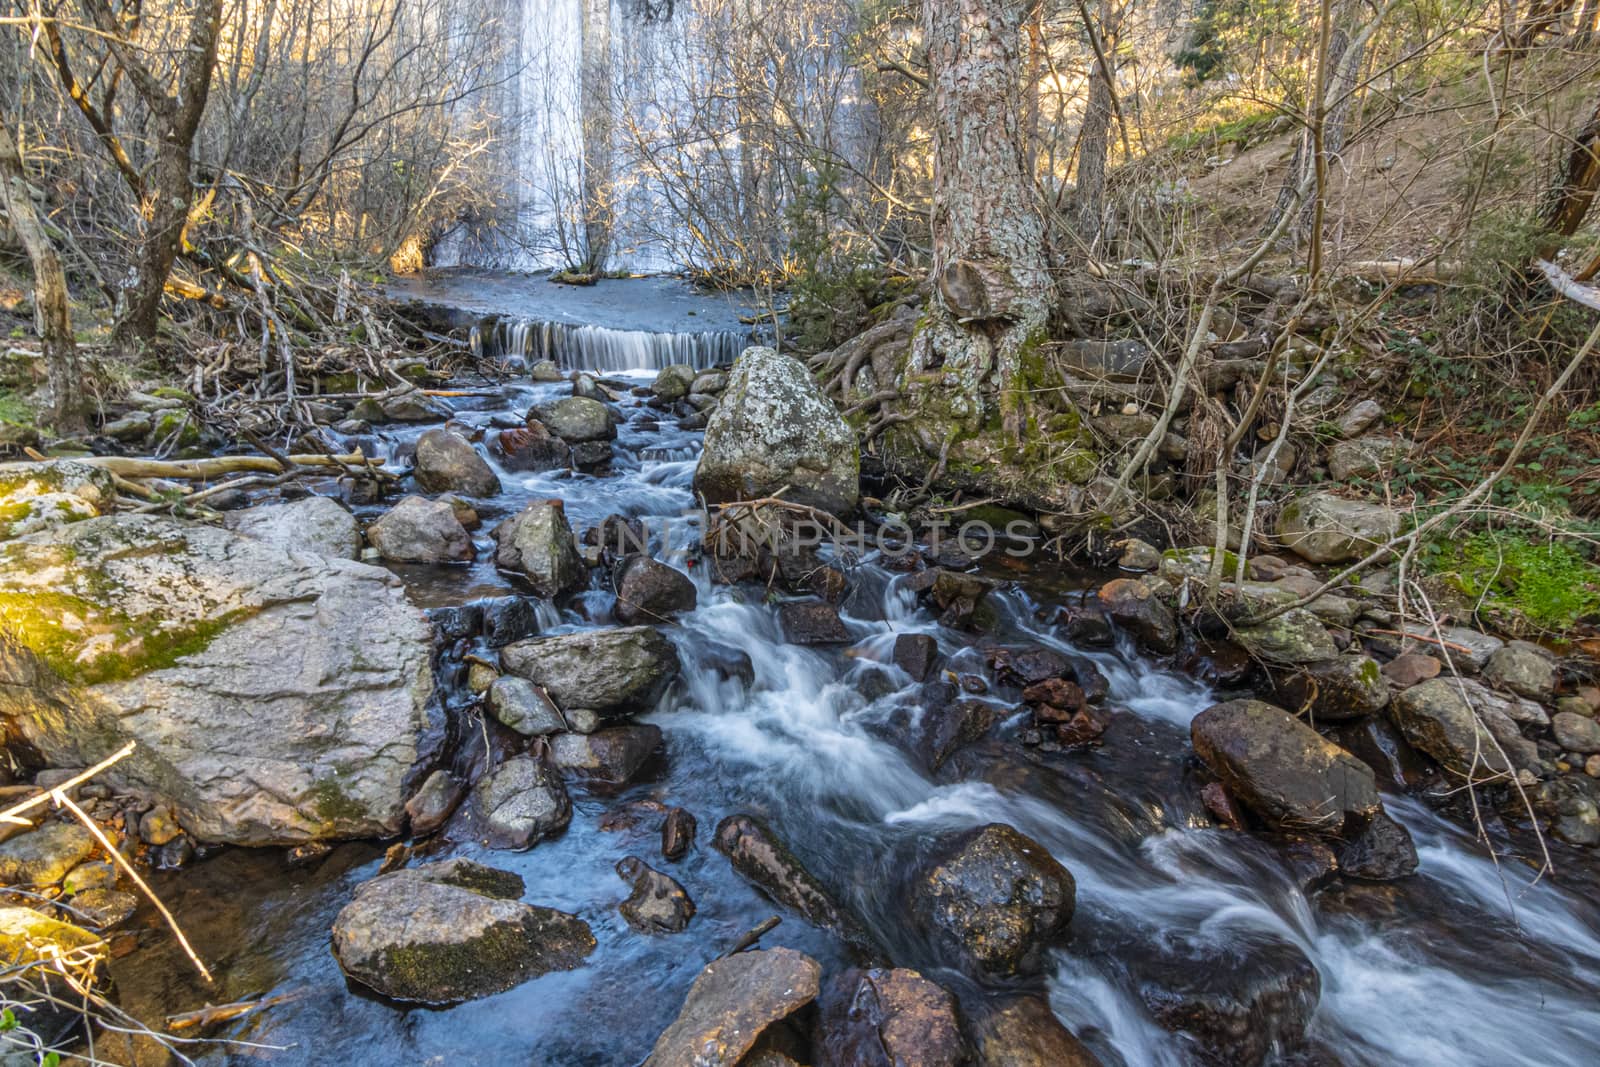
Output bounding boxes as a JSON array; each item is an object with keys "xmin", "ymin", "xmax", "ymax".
[
  {"xmin": 904, "ymin": 0, "xmax": 1052, "ymax": 443},
  {"xmin": 1537, "ymin": 95, "xmax": 1600, "ymax": 260},
  {"xmin": 580, "ymin": 0, "xmax": 614, "ymax": 273},
  {"xmin": 84, "ymin": 0, "xmax": 224, "ymax": 355},
  {"xmin": 1075, "ymin": 2, "xmax": 1117, "ymax": 244},
  {"xmin": 0, "ymin": 124, "xmax": 86, "ymax": 431}
]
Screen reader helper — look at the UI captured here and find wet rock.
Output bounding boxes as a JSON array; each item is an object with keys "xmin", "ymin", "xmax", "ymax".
[
  {"xmin": 779, "ymin": 600, "xmax": 850, "ymax": 645},
  {"xmin": 492, "ymin": 501, "xmax": 587, "ymax": 598},
  {"xmin": 1273, "ymin": 655, "xmax": 1388, "ymax": 720},
  {"xmin": 0, "ymin": 515, "xmax": 434, "ymax": 846},
  {"xmin": 920, "ymin": 569, "xmax": 998, "ymax": 630},
  {"xmin": 153, "ymin": 836, "xmax": 195, "ymax": 869},
  {"xmin": 1531, "ymin": 776, "xmax": 1600, "ymax": 845},
  {"xmin": 1381, "ymin": 653, "xmax": 1440, "ymax": 687},
  {"xmin": 491, "ymin": 423, "xmax": 570, "ymax": 472},
  {"xmin": 368, "ymin": 494, "xmax": 474, "ymax": 562},
  {"xmin": 71, "ymin": 887, "xmax": 139, "ymax": 929},
  {"xmin": 1484, "ymin": 641, "xmax": 1556, "ymax": 702},
  {"xmin": 1201, "ymin": 782, "xmax": 1246, "ymax": 829},
  {"xmin": 585, "ymin": 513, "xmax": 650, "ymax": 555},
  {"xmin": 1117, "ymin": 538, "xmax": 1162, "ymax": 572},
  {"xmin": 224, "ymin": 495, "xmax": 361, "ymax": 560},
  {"xmin": 0, "ymin": 822, "xmax": 97, "ymax": 886},
  {"xmin": 548, "ymin": 725, "xmax": 661, "ymax": 783},
  {"xmin": 644, "ymin": 947, "xmax": 821, "ymax": 1067},
  {"xmin": 1191, "ymin": 700, "xmax": 1381, "ymax": 833},
  {"xmin": 500, "ymin": 626, "xmax": 679, "ymax": 718},
  {"xmin": 967, "ymin": 995, "xmax": 1102, "ymax": 1067},
  {"xmin": 405, "ymin": 770, "xmax": 464, "ymax": 836},
  {"xmin": 613, "ymin": 555, "xmax": 697, "ymax": 624},
  {"xmin": 331, "ymin": 859, "xmax": 593, "ymax": 1004},
  {"xmin": 714, "ymin": 814, "xmax": 875, "ymax": 955},
  {"xmin": 1097, "ymin": 578, "xmax": 1178, "ymax": 653},
  {"xmin": 1233, "ymin": 609, "xmax": 1338, "ymax": 665},
  {"xmin": 1389, "ymin": 679, "xmax": 1514, "ymax": 778},
  {"xmin": 488, "ymin": 676, "xmax": 566, "ymax": 736},
  {"xmin": 651, "ymin": 364, "xmax": 696, "ymax": 402},
  {"xmin": 615, "ymin": 856, "xmax": 695, "ymax": 933},
  {"xmin": 0, "ymin": 460, "xmax": 114, "ymax": 541},
  {"xmin": 530, "ymin": 359, "xmax": 563, "ymax": 382},
  {"xmin": 468, "ymin": 756, "xmax": 572, "ymax": 849},
  {"xmin": 571, "ymin": 439, "xmax": 614, "ymax": 472},
  {"xmin": 818, "ymin": 967, "xmax": 967, "ymax": 1067},
  {"xmin": 480, "ymin": 596, "xmax": 541, "ymax": 647},
  {"xmin": 1127, "ymin": 933, "xmax": 1320, "ymax": 1067},
  {"xmin": 691, "ymin": 370, "xmax": 728, "ymax": 394},
  {"xmin": 908, "ymin": 823, "xmax": 1075, "ymax": 978},
  {"xmin": 1183, "ymin": 639, "xmax": 1256, "ymax": 688},
  {"xmin": 62, "ymin": 860, "xmax": 116, "ymax": 895},
  {"xmin": 1553, "ymin": 712, "xmax": 1600, "ymax": 755},
  {"xmin": 1275, "ymin": 492, "xmax": 1400, "ymax": 564},
  {"xmin": 0, "ymin": 907, "xmax": 102, "ymax": 971},
  {"xmin": 1338, "ymin": 811, "xmax": 1418, "ymax": 881},
  {"xmin": 413, "ymin": 428, "xmax": 500, "ymax": 497},
  {"xmin": 138, "ymin": 806, "xmax": 182, "ymax": 846},
  {"xmin": 534, "ymin": 396, "xmax": 617, "ymax": 443},
  {"xmin": 702, "ymin": 642, "xmax": 756, "ymax": 686},
  {"xmin": 916, "ymin": 698, "xmax": 1000, "ymax": 772},
  {"xmin": 893, "ymin": 633, "xmax": 940, "ymax": 681},
  {"xmin": 662, "ymin": 807, "xmax": 696, "ymax": 860},
  {"xmin": 693, "ymin": 346, "xmax": 859, "ymax": 518}
]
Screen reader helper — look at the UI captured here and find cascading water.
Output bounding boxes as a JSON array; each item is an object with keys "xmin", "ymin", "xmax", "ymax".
[
  {"xmin": 111, "ymin": 372, "xmax": 1600, "ymax": 1065},
  {"xmin": 489, "ymin": 317, "xmax": 747, "ymax": 371}
]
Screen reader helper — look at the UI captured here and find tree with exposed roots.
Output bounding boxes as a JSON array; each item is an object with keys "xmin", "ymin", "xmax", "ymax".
[{"xmin": 899, "ymin": 0, "xmax": 1052, "ymax": 447}]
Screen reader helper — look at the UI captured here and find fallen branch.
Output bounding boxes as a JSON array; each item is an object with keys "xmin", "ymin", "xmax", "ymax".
[{"xmin": 1536, "ymin": 258, "xmax": 1600, "ymax": 312}]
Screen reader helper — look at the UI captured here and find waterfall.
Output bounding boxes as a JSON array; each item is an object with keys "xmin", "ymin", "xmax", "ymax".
[{"xmin": 489, "ymin": 318, "xmax": 747, "ymax": 371}]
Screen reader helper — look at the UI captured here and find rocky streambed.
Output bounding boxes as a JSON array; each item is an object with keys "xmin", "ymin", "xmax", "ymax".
[{"xmin": 2, "ymin": 343, "xmax": 1599, "ymax": 1065}]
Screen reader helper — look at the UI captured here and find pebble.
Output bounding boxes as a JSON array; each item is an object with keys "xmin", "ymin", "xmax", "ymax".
[{"xmin": 1587, "ymin": 755, "xmax": 1600, "ymax": 778}]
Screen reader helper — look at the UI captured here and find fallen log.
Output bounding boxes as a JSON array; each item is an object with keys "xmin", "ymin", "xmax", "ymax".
[{"xmin": 2, "ymin": 453, "xmax": 384, "ymax": 480}]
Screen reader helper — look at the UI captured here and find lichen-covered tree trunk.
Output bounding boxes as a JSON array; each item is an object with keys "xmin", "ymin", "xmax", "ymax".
[
  {"xmin": 0, "ymin": 125, "xmax": 86, "ymax": 430},
  {"xmin": 579, "ymin": 0, "xmax": 614, "ymax": 273},
  {"xmin": 901, "ymin": 0, "xmax": 1052, "ymax": 444}
]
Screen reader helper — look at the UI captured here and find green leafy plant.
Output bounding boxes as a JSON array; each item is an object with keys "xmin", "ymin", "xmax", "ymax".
[{"xmin": 1426, "ymin": 530, "xmax": 1600, "ymax": 632}]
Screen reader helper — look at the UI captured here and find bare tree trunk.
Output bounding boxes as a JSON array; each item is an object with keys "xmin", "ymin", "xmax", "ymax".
[
  {"xmin": 1538, "ymin": 95, "xmax": 1600, "ymax": 259},
  {"xmin": 1075, "ymin": 16, "xmax": 1115, "ymax": 243},
  {"xmin": 580, "ymin": 0, "xmax": 614, "ymax": 273},
  {"xmin": 86, "ymin": 0, "xmax": 223, "ymax": 355},
  {"xmin": 902, "ymin": 0, "xmax": 1052, "ymax": 443},
  {"xmin": 0, "ymin": 124, "xmax": 86, "ymax": 431}
]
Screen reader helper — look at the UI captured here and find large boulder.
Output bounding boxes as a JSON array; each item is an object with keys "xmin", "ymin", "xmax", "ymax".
[
  {"xmin": 693, "ymin": 346, "xmax": 859, "ymax": 517},
  {"xmin": 492, "ymin": 501, "xmax": 587, "ymax": 598},
  {"xmin": 225, "ymin": 495, "xmax": 361, "ymax": 560},
  {"xmin": 0, "ymin": 516, "xmax": 433, "ymax": 845},
  {"xmin": 1232, "ymin": 609, "xmax": 1339, "ymax": 665},
  {"xmin": 651, "ymin": 364, "xmax": 696, "ymax": 402},
  {"xmin": 0, "ymin": 461, "xmax": 115, "ymax": 541},
  {"xmin": 1483, "ymin": 640, "xmax": 1556, "ymax": 702},
  {"xmin": 331, "ymin": 859, "xmax": 593, "ymax": 1004},
  {"xmin": 613, "ymin": 555, "xmax": 698, "ymax": 624},
  {"xmin": 413, "ymin": 429, "xmax": 500, "ymax": 497},
  {"xmin": 907, "ymin": 823, "xmax": 1075, "ymax": 978},
  {"xmin": 500, "ymin": 627, "xmax": 679, "ymax": 719},
  {"xmin": 534, "ymin": 397, "xmax": 616, "ymax": 443},
  {"xmin": 367, "ymin": 495, "xmax": 474, "ymax": 563},
  {"xmin": 1275, "ymin": 492, "xmax": 1401, "ymax": 564},
  {"xmin": 1191, "ymin": 700, "xmax": 1380, "ymax": 833},
  {"xmin": 644, "ymin": 947, "xmax": 821, "ymax": 1067}
]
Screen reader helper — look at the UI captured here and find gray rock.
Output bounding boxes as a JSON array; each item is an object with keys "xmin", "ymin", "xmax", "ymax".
[
  {"xmin": 0, "ymin": 515, "xmax": 433, "ymax": 845},
  {"xmin": 0, "ymin": 822, "xmax": 98, "ymax": 886},
  {"xmin": 501, "ymin": 627, "xmax": 679, "ymax": 718},
  {"xmin": 644, "ymin": 948, "xmax": 821, "ymax": 1067},
  {"xmin": 713, "ymin": 814, "xmax": 877, "ymax": 956},
  {"xmin": 405, "ymin": 770, "xmax": 464, "ymax": 836},
  {"xmin": 1192, "ymin": 699, "xmax": 1381, "ymax": 833},
  {"xmin": 1484, "ymin": 641, "xmax": 1556, "ymax": 702},
  {"xmin": 1057, "ymin": 338, "xmax": 1149, "ymax": 381},
  {"xmin": 225, "ymin": 495, "xmax": 361, "ymax": 560},
  {"xmin": 413, "ymin": 429, "xmax": 500, "ymax": 497},
  {"xmin": 651, "ymin": 364, "xmax": 696, "ymax": 402},
  {"xmin": 616, "ymin": 855, "xmax": 694, "ymax": 933},
  {"xmin": 1327, "ymin": 436, "xmax": 1412, "ymax": 481},
  {"xmin": 1336, "ymin": 399, "xmax": 1384, "ymax": 438},
  {"xmin": 1233, "ymin": 608, "xmax": 1339, "ymax": 665},
  {"xmin": 367, "ymin": 495, "xmax": 474, "ymax": 563},
  {"xmin": 1389, "ymin": 679, "xmax": 1517, "ymax": 778},
  {"xmin": 690, "ymin": 371, "xmax": 727, "ymax": 394},
  {"xmin": 0, "ymin": 460, "xmax": 116, "ymax": 541},
  {"xmin": 469, "ymin": 755, "xmax": 572, "ymax": 849},
  {"xmin": 549, "ymin": 725, "xmax": 661, "ymax": 783},
  {"xmin": 331, "ymin": 860, "xmax": 593, "ymax": 1004},
  {"xmin": 693, "ymin": 346, "xmax": 859, "ymax": 517},
  {"xmin": 1275, "ymin": 492, "xmax": 1401, "ymax": 564},
  {"xmin": 908, "ymin": 823, "xmax": 1074, "ymax": 978},
  {"xmin": 534, "ymin": 396, "xmax": 616, "ymax": 443},
  {"xmin": 487, "ymin": 677, "xmax": 566, "ymax": 736},
  {"xmin": 1338, "ymin": 810, "xmax": 1419, "ymax": 881},
  {"xmin": 102, "ymin": 411, "xmax": 154, "ymax": 442},
  {"xmin": 613, "ymin": 555, "xmax": 697, "ymax": 624},
  {"xmin": 1553, "ymin": 712, "xmax": 1600, "ymax": 755},
  {"xmin": 1275, "ymin": 655, "xmax": 1389, "ymax": 720},
  {"xmin": 530, "ymin": 359, "xmax": 564, "ymax": 382},
  {"xmin": 492, "ymin": 501, "xmax": 587, "ymax": 597},
  {"xmin": 1117, "ymin": 538, "xmax": 1162, "ymax": 572}
]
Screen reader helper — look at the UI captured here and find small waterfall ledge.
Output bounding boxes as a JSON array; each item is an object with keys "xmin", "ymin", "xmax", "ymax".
[{"xmin": 483, "ymin": 318, "xmax": 747, "ymax": 372}]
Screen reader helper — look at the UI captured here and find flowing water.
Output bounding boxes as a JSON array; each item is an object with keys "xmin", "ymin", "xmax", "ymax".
[{"xmin": 112, "ymin": 330, "xmax": 1600, "ymax": 1065}]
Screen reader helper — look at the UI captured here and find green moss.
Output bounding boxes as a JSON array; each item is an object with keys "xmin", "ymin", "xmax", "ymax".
[
  {"xmin": 1426, "ymin": 531, "xmax": 1600, "ymax": 633},
  {"xmin": 151, "ymin": 411, "xmax": 200, "ymax": 447},
  {"xmin": 311, "ymin": 777, "xmax": 369, "ymax": 825},
  {"xmin": 1358, "ymin": 657, "xmax": 1382, "ymax": 686}
]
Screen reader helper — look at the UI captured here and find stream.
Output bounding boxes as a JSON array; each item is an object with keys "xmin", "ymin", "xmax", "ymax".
[{"xmin": 111, "ymin": 284, "xmax": 1600, "ymax": 1066}]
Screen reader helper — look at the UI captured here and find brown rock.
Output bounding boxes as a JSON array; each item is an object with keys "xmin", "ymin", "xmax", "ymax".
[
  {"xmin": 1381, "ymin": 653, "xmax": 1441, "ymax": 687},
  {"xmin": 968, "ymin": 995, "xmax": 1102, "ymax": 1066},
  {"xmin": 818, "ymin": 967, "xmax": 967, "ymax": 1067},
  {"xmin": 643, "ymin": 948, "xmax": 821, "ymax": 1067}
]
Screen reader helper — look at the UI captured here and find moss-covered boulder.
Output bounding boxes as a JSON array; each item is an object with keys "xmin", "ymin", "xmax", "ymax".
[
  {"xmin": 0, "ymin": 906, "xmax": 103, "ymax": 968},
  {"xmin": 1275, "ymin": 492, "xmax": 1400, "ymax": 564},
  {"xmin": 0, "ymin": 515, "xmax": 434, "ymax": 846},
  {"xmin": 331, "ymin": 859, "xmax": 594, "ymax": 1004},
  {"xmin": 0, "ymin": 461, "xmax": 115, "ymax": 541},
  {"xmin": 693, "ymin": 346, "xmax": 859, "ymax": 517}
]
